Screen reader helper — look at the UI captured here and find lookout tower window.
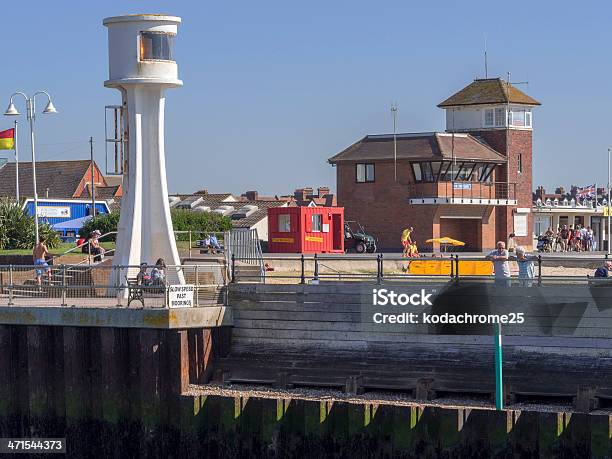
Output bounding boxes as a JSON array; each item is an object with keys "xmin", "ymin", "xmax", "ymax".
[{"xmin": 140, "ymin": 32, "xmax": 175, "ymax": 61}]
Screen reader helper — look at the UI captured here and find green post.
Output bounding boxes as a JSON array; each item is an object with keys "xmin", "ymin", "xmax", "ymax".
[{"xmin": 494, "ymin": 322, "xmax": 503, "ymax": 410}]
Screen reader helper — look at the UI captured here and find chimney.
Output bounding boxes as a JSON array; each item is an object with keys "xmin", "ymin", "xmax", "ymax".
[
  {"xmin": 535, "ymin": 186, "xmax": 545, "ymax": 200},
  {"xmin": 245, "ymin": 190, "xmax": 258, "ymax": 201},
  {"xmin": 317, "ymin": 186, "xmax": 330, "ymax": 197},
  {"xmin": 294, "ymin": 188, "xmax": 306, "ymax": 201}
]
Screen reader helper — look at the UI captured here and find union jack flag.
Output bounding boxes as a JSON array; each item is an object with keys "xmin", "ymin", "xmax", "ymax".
[{"xmin": 575, "ymin": 185, "xmax": 596, "ymax": 200}]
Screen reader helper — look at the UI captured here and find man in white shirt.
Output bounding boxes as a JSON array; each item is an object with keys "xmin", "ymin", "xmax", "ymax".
[{"xmin": 486, "ymin": 241, "xmax": 511, "ymax": 286}]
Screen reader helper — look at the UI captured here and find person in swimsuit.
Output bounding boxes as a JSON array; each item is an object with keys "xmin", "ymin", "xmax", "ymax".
[{"xmin": 32, "ymin": 237, "xmax": 51, "ymax": 286}]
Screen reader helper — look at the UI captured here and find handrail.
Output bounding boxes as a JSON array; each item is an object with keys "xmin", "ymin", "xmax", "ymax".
[
  {"xmin": 0, "ymin": 263, "xmax": 227, "ymax": 308},
  {"xmin": 231, "ymin": 252, "xmax": 612, "ymax": 284},
  {"xmin": 317, "ymin": 262, "xmax": 343, "ymax": 280},
  {"xmin": 49, "ymin": 229, "xmax": 230, "ymax": 264},
  {"xmin": 408, "ymin": 181, "xmax": 517, "ymax": 201},
  {"xmin": 225, "ymin": 228, "xmax": 265, "ymax": 283},
  {"xmin": 47, "ymin": 231, "xmax": 117, "ymax": 265}
]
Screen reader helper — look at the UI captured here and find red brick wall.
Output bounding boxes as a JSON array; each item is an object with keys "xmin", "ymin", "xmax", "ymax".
[
  {"xmin": 470, "ymin": 129, "xmax": 533, "ymax": 247},
  {"xmin": 335, "ymin": 160, "xmax": 498, "ymax": 251},
  {"xmin": 75, "ymin": 164, "xmax": 107, "ymax": 198},
  {"xmin": 336, "ymin": 160, "xmax": 438, "ymax": 249},
  {"xmin": 434, "ymin": 206, "xmax": 496, "ymax": 251},
  {"xmin": 439, "ymin": 219, "xmax": 479, "ymax": 251}
]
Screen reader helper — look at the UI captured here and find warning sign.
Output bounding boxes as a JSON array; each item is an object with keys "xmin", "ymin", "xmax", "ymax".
[{"xmin": 168, "ymin": 284, "xmax": 195, "ymax": 308}]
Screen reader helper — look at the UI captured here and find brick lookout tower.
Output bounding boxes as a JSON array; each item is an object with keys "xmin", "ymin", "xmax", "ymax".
[
  {"xmin": 329, "ymin": 78, "xmax": 539, "ymax": 251},
  {"xmin": 438, "ymin": 78, "xmax": 540, "ymax": 247}
]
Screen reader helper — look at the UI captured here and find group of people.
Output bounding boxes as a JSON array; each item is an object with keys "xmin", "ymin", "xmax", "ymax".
[
  {"xmin": 136, "ymin": 258, "xmax": 167, "ymax": 287},
  {"xmin": 202, "ymin": 233, "xmax": 222, "ymax": 254},
  {"xmin": 541, "ymin": 225, "xmax": 596, "ymax": 252},
  {"xmin": 488, "ymin": 239, "xmax": 612, "ymax": 283},
  {"xmin": 486, "ymin": 241, "xmax": 536, "ymax": 287},
  {"xmin": 401, "ymin": 227, "xmax": 419, "ymax": 258}
]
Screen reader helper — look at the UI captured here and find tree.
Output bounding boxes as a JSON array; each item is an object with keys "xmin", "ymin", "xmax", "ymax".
[
  {"xmin": 79, "ymin": 212, "xmax": 121, "ymax": 240},
  {"xmin": 0, "ymin": 198, "xmax": 61, "ymax": 249}
]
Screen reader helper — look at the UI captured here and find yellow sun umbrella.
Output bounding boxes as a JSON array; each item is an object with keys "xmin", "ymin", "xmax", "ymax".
[
  {"xmin": 425, "ymin": 237, "xmax": 466, "ymax": 252},
  {"xmin": 425, "ymin": 237, "xmax": 465, "ymax": 246}
]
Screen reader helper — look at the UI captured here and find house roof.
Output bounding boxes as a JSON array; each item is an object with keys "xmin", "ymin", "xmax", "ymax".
[
  {"xmin": 0, "ymin": 160, "xmax": 94, "ymax": 199},
  {"xmin": 231, "ymin": 200, "xmax": 287, "ymax": 229},
  {"xmin": 81, "ymin": 184, "xmax": 121, "ymax": 199},
  {"xmin": 192, "ymin": 191, "xmax": 237, "ymax": 200},
  {"xmin": 438, "ymin": 78, "xmax": 540, "ymax": 107},
  {"xmin": 103, "ymin": 175, "xmax": 123, "ymax": 188},
  {"xmin": 289, "ymin": 195, "xmax": 337, "ymax": 207},
  {"xmin": 328, "ymin": 132, "xmax": 507, "ymax": 164},
  {"xmin": 169, "ymin": 194, "xmax": 287, "ymax": 229}
]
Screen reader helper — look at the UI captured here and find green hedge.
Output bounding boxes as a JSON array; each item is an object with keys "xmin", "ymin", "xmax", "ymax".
[
  {"xmin": 78, "ymin": 209, "xmax": 232, "ymax": 241},
  {"xmin": 170, "ymin": 209, "xmax": 233, "ymax": 241}
]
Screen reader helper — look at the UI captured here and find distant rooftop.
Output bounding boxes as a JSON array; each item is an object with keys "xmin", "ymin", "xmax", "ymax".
[
  {"xmin": 168, "ymin": 193, "xmax": 287, "ymax": 229},
  {"xmin": 0, "ymin": 160, "xmax": 95, "ymax": 199},
  {"xmin": 438, "ymin": 78, "xmax": 540, "ymax": 108}
]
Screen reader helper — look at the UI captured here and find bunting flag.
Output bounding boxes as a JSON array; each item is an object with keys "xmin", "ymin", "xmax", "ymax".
[{"xmin": 0, "ymin": 128, "xmax": 14, "ymax": 150}]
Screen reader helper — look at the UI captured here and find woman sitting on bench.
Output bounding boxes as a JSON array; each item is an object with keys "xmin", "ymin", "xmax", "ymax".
[{"xmin": 150, "ymin": 258, "xmax": 167, "ymax": 286}]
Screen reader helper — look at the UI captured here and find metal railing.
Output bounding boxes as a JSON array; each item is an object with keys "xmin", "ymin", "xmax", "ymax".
[
  {"xmin": 408, "ymin": 181, "xmax": 517, "ymax": 201},
  {"xmin": 0, "ymin": 263, "xmax": 227, "ymax": 308},
  {"xmin": 50, "ymin": 230, "xmax": 230, "ymax": 263},
  {"xmin": 173, "ymin": 230, "xmax": 228, "ymax": 258},
  {"xmin": 47, "ymin": 231, "xmax": 117, "ymax": 267},
  {"xmin": 226, "ymin": 229, "xmax": 265, "ymax": 283},
  {"xmin": 229, "ymin": 253, "xmax": 612, "ymax": 286}
]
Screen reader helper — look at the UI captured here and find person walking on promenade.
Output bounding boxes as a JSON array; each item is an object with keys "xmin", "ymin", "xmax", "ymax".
[
  {"xmin": 33, "ymin": 237, "xmax": 51, "ymax": 286},
  {"xmin": 553, "ymin": 227, "xmax": 562, "ymax": 252},
  {"xmin": 568, "ymin": 225, "xmax": 576, "ymax": 251},
  {"xmin": 507, "ymin": 233, "xmax": 517, "ymax": 253},
  {"xmin": 559, "ymin": 225, "xmax": 569, "ymax": 252},
  {"xmin": 486, "ymin": 241, "xmax": 511, "ymax": 287},
  {"xmin": 587, "ymin": 227, "xmax": 595, "ymax": 251}
]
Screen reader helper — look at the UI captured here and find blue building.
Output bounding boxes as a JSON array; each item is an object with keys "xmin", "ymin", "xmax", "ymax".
[{"xmin": 22, "ymin": 198, "xmax": 110, "ymax": 241}]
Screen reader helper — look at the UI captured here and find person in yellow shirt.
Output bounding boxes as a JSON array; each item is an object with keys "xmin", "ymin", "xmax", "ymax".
[{"xmin": 401, "ymin": 227, "xmax": 414, "ymax": 257}]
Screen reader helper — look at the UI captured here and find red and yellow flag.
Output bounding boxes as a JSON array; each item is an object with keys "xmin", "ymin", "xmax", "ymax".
[{"xmin": 0, "ymin": 128, "xmax": 14, "ymax": 150}]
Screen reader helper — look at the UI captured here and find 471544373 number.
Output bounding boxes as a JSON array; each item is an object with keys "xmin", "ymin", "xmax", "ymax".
[{"xmin": 0, "ymin": 438, "xmax": 66, "ymax": 454}]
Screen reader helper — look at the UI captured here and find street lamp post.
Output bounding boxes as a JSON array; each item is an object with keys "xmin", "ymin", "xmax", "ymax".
[
  {"xmin": 606, "ymin": 148, "xmax": 612, "ymax": 255},
  {"xmin": 4, "ymin": 91, "xmax": 57, "ymax": 244}
]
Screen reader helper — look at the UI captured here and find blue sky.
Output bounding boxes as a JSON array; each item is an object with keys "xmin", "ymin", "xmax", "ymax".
[{"xmin": 2, "ymin": 1, "xmax": 610, "ymax": 195}]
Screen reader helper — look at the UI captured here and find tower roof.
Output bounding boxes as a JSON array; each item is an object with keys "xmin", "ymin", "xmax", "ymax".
[{"xmin": 437, "ymin": 78, "xmax": 540, "ymax": 108}]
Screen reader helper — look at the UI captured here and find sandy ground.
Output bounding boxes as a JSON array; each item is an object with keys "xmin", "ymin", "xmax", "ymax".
[
  {"xmin": 539, "ymin": 266, "xmax": 592, "ymax": 277},
  {"xmin": 187, "ymin": 383, "xmax": 612, "ymax": 415}
]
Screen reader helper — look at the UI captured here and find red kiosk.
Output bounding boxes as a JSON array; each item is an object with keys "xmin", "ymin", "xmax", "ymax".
[{"xmin": 268, "ymin": 207, "xmax": 344, "ymax": 253}]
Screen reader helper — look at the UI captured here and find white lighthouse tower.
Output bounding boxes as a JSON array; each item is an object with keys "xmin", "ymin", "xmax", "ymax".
[{"xmin": 103, "ymin": 14, "xmax": 184, "ymax": 283}]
